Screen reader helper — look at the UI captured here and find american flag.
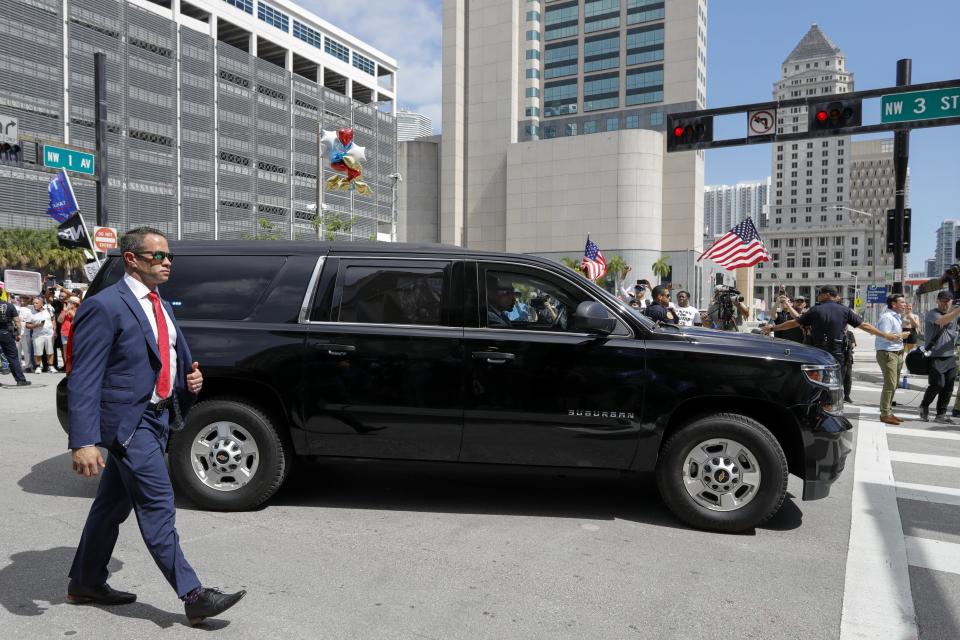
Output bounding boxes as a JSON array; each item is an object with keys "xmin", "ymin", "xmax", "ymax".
[
  {"xmin": 581, "ymin": 236, "xmax": 607, "ymax": 281},
  {"xmin": 698, "ymin": 217, "xmax": 770, "ymax": 270}
]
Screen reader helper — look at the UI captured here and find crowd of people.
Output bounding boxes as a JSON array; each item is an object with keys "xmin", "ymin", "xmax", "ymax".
[{"xmin": 0, "ymin": 281, "xmax": 84, "ymax": 386}]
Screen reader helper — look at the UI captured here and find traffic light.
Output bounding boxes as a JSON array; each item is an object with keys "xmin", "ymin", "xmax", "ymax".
[
  {"xmin": 667, "ymin": 115, "xmax": 713, "ymax": 152},
  {"xmin": 808, "ymin": 99, "xmax": 862, "ymax": 132},
  {"xmin": 886, "ymin": 208, "xmax": 911, "ymax": 254},
  {"xmin": 0, "ymin": 142, "xmax": 20, "ymax": 162}
]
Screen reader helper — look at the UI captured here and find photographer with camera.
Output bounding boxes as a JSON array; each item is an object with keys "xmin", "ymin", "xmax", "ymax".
[
  {"xmin": 706, "ymin": 285, "xmax": 749, "ymax": 331},
  {"xmin": 762, "ymin": 285, "xmax": 901, "ymax": 397},
  {"xmin": 773, "ymin": 294, "xmax": 809, "ymax": 344},
  {"xmin": 917, "ymin": 291, "xmax": 960, "ymax": 423},
  {"xmin": 621, "ymin": 278, "xmax": 651, "ymax": 309}
]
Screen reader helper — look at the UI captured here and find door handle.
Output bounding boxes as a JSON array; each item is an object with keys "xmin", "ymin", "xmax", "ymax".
[
  {"xmin": 472, "ymin": 351, "xmax": 515, "ymax": 364},
  {"xmin": 315, "ymin": 343, "xmax": 356, "ymax": 356}
]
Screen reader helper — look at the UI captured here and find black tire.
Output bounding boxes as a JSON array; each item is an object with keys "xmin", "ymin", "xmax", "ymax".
[
  {"xmin": 655, "ymin": 413, "xmax": 788, "ymax": 533},
  {"xmin": 169, "ymin": 397, "xmax": 292, "ymax": 511}
]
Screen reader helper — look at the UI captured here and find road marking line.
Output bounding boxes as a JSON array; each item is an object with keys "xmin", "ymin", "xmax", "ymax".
[
  {"xmin": 840, "ymin": 418, "xmax": 918, "ymax": 640},
  {"xmin": 889, "ymin": 451, "xmax": 960, "ymax": 469},
  {"xmin": 884, "ymin": 426, "xmax": 960, "ymax": 441},
  {"xmin": 905, "ymin": 536, "xmax": 960, "ymax": 576},
  {"xmin": 897, "ymin": 482, "xmax": 960, "ymax": 507}
]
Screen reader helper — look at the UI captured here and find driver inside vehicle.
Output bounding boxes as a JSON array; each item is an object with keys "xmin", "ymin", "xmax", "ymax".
[{"xmin": 486, "ymin": 277, "xmax": 516, "ymax": 327}]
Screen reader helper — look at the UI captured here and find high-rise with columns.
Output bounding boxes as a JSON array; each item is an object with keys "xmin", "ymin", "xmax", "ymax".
[{"xmin": 754, "ymin": 24, "xmax": 899, "ymax": 307}]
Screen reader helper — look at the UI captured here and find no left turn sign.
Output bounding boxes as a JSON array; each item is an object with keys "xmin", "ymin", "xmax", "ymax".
[{"xmin": 748, "ymin": 109, "xmax": 776, "ymax": 137}]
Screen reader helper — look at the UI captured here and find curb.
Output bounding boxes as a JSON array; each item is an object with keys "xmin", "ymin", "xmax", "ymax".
[{"xmin": 851, "ymin": 369, "xmax": 925, "ymax": 392}]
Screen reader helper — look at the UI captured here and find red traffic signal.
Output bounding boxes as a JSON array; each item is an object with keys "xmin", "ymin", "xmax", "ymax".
[
  {"xmin": 667, "ymin": 116, "xmax": 713, "ymax": 152},
  {"xmin": 809, "ymin": 100, "xmax": 862, "ymax": 131}
]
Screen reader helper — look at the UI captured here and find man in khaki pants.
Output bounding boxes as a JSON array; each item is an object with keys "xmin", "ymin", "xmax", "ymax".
[{"xmin": 875, "ymin": 294, "xmax": 908, "ymax": 425}]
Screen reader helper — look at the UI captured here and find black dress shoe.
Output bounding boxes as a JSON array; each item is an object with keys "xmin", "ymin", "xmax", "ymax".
[
  {"xmin": 185, "ymin": 588, "xmax": 246, "ymax": 626},
  {"xmin": 66, "ymin": 580, "xmax": 137, "ymax": 605}
]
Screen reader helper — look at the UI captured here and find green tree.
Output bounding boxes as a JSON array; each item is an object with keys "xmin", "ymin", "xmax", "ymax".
[
  {"xmin": 0, "ymin": 227, "xmax": 86, "ymax": 278},
  {"xmin": 559, "ymin": 256, "xmax": 583, "ymax": 274},
  {"xmin": 606, "ymin": 254, "xmax": 629, "ymax": 293},
  {"xmin": 310, "ymin": 212, "xmax": 354, "ymax": 241},
  {"xmin": 651, "ymin": 257, "xmax": 671, "ymax": 284}
]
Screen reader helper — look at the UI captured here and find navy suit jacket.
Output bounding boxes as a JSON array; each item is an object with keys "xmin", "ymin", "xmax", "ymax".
[{"xmin": 67, "ymin": 277, "xmax": 195, "ymax": 451}]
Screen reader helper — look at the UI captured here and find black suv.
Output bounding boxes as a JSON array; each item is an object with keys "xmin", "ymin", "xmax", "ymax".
[{"xmin": 57, "ymin": 241, "xmax": 852, "ymax": 532}]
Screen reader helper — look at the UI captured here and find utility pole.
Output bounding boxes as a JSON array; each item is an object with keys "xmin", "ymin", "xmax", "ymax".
[
  {"xmin": 93, "ymin": 53, "xmax": 109, "ymax": 228},
  {"xmin": 892, "ymin": 58, "xmax": 911, "ymax": 294}
]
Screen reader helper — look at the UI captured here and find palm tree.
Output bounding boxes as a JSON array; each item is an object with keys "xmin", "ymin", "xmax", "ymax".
[
  {"xmin": 559, "ymin": 256, "xmax": 583, "ymax": 274},
  {"xmin": 0, "ymin": 227, "xmax": 86, "ymax": 276},
  {"xmin": 651, "ymin": 257, "xmax": 671, "ymax": 284},
  {"xmin": 606, "ymin": 254, "xmax": 629, "ymax": 294}
]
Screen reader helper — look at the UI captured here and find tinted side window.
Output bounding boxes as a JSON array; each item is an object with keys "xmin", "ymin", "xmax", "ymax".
[
  {"xmin": 159, "ymin": 256, "xmax": 285, "ymax": 320},
  {"xmin": 482, "ymin": 266, "xmax": 588, "ymax": 332},
  {"xmin": 337, "ymin": 263, "xmax": 448, "ymax": 326}
]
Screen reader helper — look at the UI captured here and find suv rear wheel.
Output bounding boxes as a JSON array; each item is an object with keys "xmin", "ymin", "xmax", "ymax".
[
  {"xmin": 656, "ymin": 413, "xmax": 788, "ymax": 533},
  {"xmin": 169, "ymin": 398, "xmax": 291, "ymax": 511}
]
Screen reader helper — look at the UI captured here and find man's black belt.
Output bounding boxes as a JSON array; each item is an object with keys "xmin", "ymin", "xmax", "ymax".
[{"xmin": 148, "ymin": 397, "xmax": 172, "ymax": 412}]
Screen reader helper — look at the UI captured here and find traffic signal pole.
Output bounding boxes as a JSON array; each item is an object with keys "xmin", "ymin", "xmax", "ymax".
[
  {"xmin": 892, "ymin": 59, "xmax": 911, "ymax": 294},
  {"xmin": 94, "ymin": 53, "xmax": 109, "ymax": 228}
]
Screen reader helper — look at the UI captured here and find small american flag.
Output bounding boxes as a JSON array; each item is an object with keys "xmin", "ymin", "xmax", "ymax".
[
  {"xmin": 698, "ymin": 218, "xmax": 770, "ymax": 270},
  {"xmin": 581, "ymin": 236, "xmax": 607, "ymax": 281}
]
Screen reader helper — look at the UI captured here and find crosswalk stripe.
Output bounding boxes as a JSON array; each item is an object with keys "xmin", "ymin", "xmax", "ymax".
[
  {"xmin": 889, "ymin": 451, "xmax": 960, "ymax": 469},
  {"xmin": 905, "ymin": 536, "xmax": 960, "ymax": 576},
  {"xmin": 839, "ymin": 419, "xmax": 917, "ymax": 639},
  {"xmin": 896, "ymin": 482, "xmax": 960, "ymax": 507},
  {"xmin": 884, "ymin": 426, "xmax": 960, "ymax": 441}
]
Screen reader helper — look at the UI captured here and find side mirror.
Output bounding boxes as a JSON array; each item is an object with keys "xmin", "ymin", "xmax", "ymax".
[{"xmin": 572, "ymin": 301, "xmax": 616, "ymax": 335}]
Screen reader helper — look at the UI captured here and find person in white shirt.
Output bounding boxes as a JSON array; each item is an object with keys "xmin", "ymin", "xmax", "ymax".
[
  {"xmin": 16, "ymin": 296, "xmax": 33, "ymax": 369},
  {"xmin": 673, "ymin": 290, "xmax": 701, "ymax": 327},
  {"xmin": 26, "ymin": 296, "xmax": 55, "ymax": 373}
]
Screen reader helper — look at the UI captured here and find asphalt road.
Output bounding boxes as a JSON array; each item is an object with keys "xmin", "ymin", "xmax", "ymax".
[{"xmin": 0, "ymin": 362, "xmax": 955, "ymax": 639}]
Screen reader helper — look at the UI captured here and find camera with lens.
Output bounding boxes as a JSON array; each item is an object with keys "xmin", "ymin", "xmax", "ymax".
[{"xmin": 714, "ymin": 285, "xmax": 744, "ymax": 302}]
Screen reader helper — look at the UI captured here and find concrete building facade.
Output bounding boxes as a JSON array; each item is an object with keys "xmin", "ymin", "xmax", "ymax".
[
  {"xmin": 440, "ymin": 0, "xmax": 707, "ymax": 294},
  {"xmin": 0, "ymin": 0, "xmax": 398, "ymax": 241},
  {"xmin": 397, "ymin": 109, "xmax": 434, "ymax": 141},
  {"xmin": 754, "ymin": 25, "xmax": 899, "ymax": 306}
]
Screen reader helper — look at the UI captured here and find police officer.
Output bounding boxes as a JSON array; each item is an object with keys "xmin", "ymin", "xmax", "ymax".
[
  {"xmin": 643, "ymin": 285, "xmax": 678, "ymax": 324},
  {"xmin": 0, "ymin": 296, "xmax": 31, "ymax": 387},
  {"xmin": 761, "ymin": 285, "xmax": 901, "ymax": 377}
]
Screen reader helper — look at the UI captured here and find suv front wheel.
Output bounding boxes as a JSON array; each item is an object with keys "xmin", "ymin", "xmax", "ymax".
[
  {"xmin": 656, "ymin": 413, "xmax": 788, "ymax": 533},
  {"xmin": 169, "ymin": 398, "xmax": 291, "ymax": 511}
]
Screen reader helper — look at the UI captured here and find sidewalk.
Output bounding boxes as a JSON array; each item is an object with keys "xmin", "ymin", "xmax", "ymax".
[{"xmin": 850, "ymin": 333, "xmax": 927, "ymax": 391}]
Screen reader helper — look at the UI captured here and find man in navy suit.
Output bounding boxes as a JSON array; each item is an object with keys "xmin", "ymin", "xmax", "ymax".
[{"xmin": 66, "ymin": 226, "xmax": 245, "ymax": 626}]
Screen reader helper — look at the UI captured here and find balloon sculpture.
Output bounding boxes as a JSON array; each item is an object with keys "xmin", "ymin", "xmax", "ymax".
[{"xmin": 321, "ymin": 127, "xmax": 372, "ymax": 196}]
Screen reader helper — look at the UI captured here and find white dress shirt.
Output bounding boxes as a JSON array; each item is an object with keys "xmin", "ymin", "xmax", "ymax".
[{"xmin": 124, "ymin": 273, "xmax": 178, "ymax": 402}]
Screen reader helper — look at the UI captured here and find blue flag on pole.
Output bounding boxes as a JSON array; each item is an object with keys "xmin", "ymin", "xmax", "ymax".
[{"xmin": 47, "ymin": 169, "xmax": 79, "ymax": 223}]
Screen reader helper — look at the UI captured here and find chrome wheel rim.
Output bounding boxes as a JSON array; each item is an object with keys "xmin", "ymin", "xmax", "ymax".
[
  {"xmin": 189, "ymin": 422, "xmax": 260, "ymax": 492},
  {"xmin": 681, "ymin": 438, "xmax": 761, "ymax": 512}
]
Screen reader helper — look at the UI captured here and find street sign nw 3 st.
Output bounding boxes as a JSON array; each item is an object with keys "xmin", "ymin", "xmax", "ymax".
[
  {"xmin": 881, "ymin": 87, "xmax": 960, "ymax": 124},
  {"xmin": 42, "ymin": 144, "xmax": 95, "ymax": 175}
]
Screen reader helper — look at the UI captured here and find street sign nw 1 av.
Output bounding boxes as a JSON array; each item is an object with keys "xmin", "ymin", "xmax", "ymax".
[
  {"xmin": 42, "ymin": 144, "xmax": 95, "ymax": 175},
  {"xmin": 881, "ymin": 87, "xmax": 960, "ymax": 124}
]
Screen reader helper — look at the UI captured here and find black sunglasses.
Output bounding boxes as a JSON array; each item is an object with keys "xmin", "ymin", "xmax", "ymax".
[{"xmin": 133, "ymin": 251, "xmax": 175, "ymax": 262}]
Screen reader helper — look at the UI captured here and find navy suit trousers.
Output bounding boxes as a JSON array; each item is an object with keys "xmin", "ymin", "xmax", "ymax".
[{"xmin": 69, "ymin": 408, "xmax": 201, "ymax": 598}]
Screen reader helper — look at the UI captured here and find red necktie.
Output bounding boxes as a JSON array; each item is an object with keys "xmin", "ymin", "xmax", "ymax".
[{"xmin": 147, "ymin": 291, "xmax": 171, "ymax": 399}]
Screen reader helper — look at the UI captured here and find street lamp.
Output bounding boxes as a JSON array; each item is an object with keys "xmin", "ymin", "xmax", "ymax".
[
  {"xmin": 832, "ymin": 206, "xmax": 880, "ymax": 284},
  {"xmin": 388, "ymin": 172, "xmax": 402, "ymax": 242}
]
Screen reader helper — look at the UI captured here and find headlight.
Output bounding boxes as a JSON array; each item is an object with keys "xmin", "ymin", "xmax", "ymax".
[
  {"xmin": 802, "ymin": 364, "xmax": 843, "ymax": 415},
  {"xmin": 802, "ymin": 364, "xmax": 841, "ymax": 389}
]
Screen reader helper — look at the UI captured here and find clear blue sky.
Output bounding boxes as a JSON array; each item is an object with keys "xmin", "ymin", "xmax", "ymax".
[{"xmin": 705, "ymin": 0, "xmax": 960, "ymax": 273}]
